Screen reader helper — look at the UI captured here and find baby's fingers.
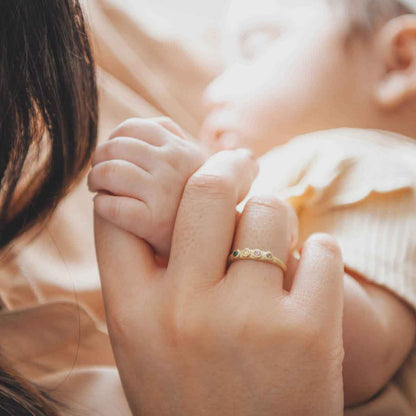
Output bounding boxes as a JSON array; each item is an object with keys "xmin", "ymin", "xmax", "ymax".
[
  {"xmin": 108, "ymin": 118, "xmax": 169, "ymax": 146},
  {"xmin": 152, "ymin": 116, "xmax": 187, "ymax": 139},
  {"xmin": 92, "ymin": 137, "xmax": 158, "ymax": 172},
  {"xmin": 88, "ymin": 160, "xmax": 152, "ymax": 201},
  {"xmin": 94, "ymin": 194, "xmax": 153, "ymax": 247}
]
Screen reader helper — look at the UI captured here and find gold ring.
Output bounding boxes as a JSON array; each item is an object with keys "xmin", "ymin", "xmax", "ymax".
[{"xmin": 228, "ymin": 248, "xmax": 287, "ymax": 272}]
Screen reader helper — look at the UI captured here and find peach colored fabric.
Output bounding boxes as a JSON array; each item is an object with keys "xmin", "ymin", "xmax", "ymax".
[{"xmin": 0, "ymin": 1, "xmax": 414, "ymax": 414}]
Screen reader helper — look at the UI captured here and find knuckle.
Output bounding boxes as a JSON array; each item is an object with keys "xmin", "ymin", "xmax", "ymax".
[
  {"xmin": 113, "ymin": 118, "xmax": 162, "ymax": 138},
  {"xmin": 165, "ymin": 140, "xmax": 205, "ymax": 169},
  {"xmin": 112, "ymin": 118, "xmax": 140, "ymax": 136},
  {"xmin": 244, "ymin": 195, "xmax": 292, "ymax": 222},
  {"xmin": 143, "ymin": 119, "xmax": 164, "ymax": 133},
  {"xmin": 246, "ymin": 195, "xmax": 286, "ymax": 212},
  {"xmin": 120, "ymin": 117, "xmax": 141, "ymax": 129},
  {"xmin": 160, "ymin": 144, "xmax": 182, "ymax": 168},
  {"xmin": 156, "ymin": 117, "xmax": 185, "ymax": 138},
  {"xmin": 159, "ymin": 116, "xmax": 177, "ymax": 128},
  {"xmin": 186, "ymin": 173, "xmax": 234, "ymax": 198},
  {"xmin": 163, "ymin": 145, "xmax": 202, "ymax": 176},
  {"xmin": 305, "ymin": 233, "xmax": 342, "ymax": 258}
]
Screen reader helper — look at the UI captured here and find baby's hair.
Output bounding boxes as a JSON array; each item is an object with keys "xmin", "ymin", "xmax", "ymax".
[{"xmin": 332, "ymin": 0, "xmax": 415, "ymax": 36}]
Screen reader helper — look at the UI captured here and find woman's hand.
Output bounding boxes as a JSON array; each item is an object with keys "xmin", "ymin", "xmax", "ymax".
[{"xmin": 94, "ymin": 149, "xmax": 345, "ymax": 416}]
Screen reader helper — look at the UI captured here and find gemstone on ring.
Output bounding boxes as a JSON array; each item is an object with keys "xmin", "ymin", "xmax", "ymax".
[
  {"xmin": 241, "ymin": 248, "xmax": 251, "ymax": 258},
  {"xmin": 228, "ymin": 248, "xmax": 287, "ymax": 273}
]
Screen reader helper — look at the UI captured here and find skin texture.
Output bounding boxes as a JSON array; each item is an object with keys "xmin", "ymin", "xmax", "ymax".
[{"xmin": 93, "ymin": 144, "xmax": 345, "ymax": 415}]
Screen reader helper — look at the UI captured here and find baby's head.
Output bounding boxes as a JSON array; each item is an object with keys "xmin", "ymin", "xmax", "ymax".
[{"xmin": 201, "ymin": 0, "xmax": 416, "ymax": 156}]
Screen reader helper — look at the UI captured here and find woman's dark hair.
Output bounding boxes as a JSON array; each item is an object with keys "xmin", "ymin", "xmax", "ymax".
[
  {"xmin": 0, "ymin": 0, "xmax": 98, "ymax": 248},
  {"xmin": 0, "ymin": 0, "xmax": 98, "ymax": 414}
]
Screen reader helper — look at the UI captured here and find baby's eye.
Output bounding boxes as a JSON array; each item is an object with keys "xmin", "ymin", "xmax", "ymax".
[{"xmin": 240, "ymin": 27, "xmax": 281, "ymax": 61}]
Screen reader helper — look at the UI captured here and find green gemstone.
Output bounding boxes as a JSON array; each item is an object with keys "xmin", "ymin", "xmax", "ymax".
[{"xmin": 233, "ymin": 251, "xmax": 239, "ymax": 257}]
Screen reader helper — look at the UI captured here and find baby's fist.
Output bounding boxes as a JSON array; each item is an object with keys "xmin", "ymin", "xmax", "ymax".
[{"xmin": 89, "ymin": 117, "xmax": 208, "ymax": 258}]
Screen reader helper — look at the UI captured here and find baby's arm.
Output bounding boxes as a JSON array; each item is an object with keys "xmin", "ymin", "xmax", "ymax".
[
  {"xmin": 88, "ymin": 117, "xmax": 208, "ymax": 259},
  {"xmin": 342, "ymin": 272, "xmax": 416, "ymax": 406}
]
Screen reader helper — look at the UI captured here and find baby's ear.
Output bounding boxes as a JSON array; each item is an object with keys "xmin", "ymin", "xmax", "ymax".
[{"xmin": 374, "ymin": 14, "xmax": 416, "ymax": 109}]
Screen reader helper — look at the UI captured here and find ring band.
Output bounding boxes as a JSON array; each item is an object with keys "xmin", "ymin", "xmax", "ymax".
[{"xmin": 228, "ymin": 248, "xmax": 287, "ymax": 272}]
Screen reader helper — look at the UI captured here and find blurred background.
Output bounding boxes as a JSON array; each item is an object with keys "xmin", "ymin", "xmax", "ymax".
[{"xmin": 110, "ymin": 0, "xmax": 227, "ymax": 37}]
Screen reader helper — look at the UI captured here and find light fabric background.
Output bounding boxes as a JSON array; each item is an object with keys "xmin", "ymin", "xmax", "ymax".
[{"xmin": 108, "ymin": 0, "xmax": 227, "ymax": 36}]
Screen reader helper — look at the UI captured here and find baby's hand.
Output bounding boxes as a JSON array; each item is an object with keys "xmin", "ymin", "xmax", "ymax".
[{"xmin": 88, "ymin": 117, "xmax": 208, "ymax": 258}]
